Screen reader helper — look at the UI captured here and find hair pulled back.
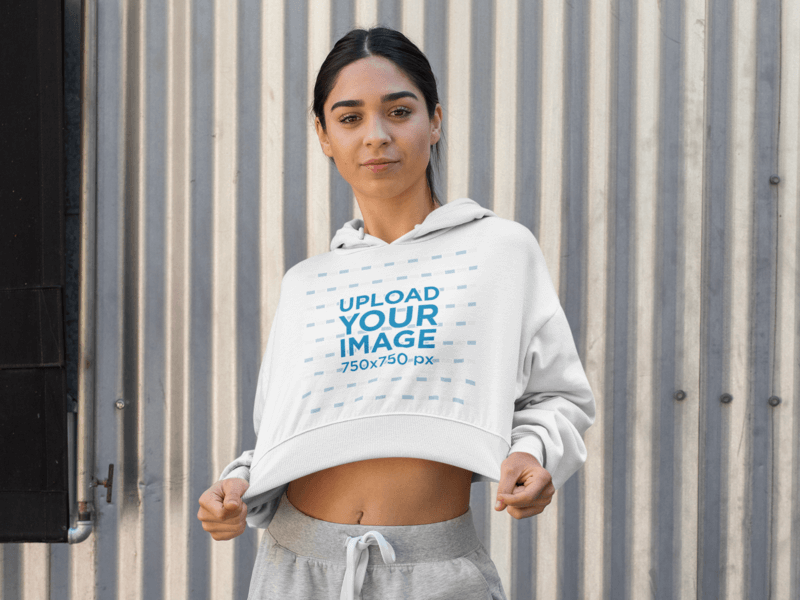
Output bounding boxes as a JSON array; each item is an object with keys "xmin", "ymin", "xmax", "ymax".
[{"xmin": 312, "ymin": 27, "xmax": 444, "ymax": 207}]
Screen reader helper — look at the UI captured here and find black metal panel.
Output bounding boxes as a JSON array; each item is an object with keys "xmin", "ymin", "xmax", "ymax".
[
  {"xmin": 0, "ymin": 289, "xmax": 65, "ymax": 368},
  {"xmin": 0, "ymin": 0, "xmax": 69, "ymax": 543}
]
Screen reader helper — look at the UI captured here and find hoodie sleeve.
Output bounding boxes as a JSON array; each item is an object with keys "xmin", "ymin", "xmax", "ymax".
[
  {"xmin": 218, "ymin": 303, "xmax": 281, "ymax": 484},
  {"xmin": 508, "ymin": 304, "xmax": 596, "ymax": 490}
]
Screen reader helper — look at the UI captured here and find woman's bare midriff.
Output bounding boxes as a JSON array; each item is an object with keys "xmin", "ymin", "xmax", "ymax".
[{"xmin": 286, "ymin": 457, "xmax": 473, "ymax": 525}]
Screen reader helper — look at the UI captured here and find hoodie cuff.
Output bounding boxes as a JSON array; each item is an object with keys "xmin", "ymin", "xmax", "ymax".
[
  {"xmin": 508, "ymin": 435, "xmax": 546, "ymax": 470},
  {"xmin": 220, "ymin": 466, "xmax": 250, "ymax": 483}
]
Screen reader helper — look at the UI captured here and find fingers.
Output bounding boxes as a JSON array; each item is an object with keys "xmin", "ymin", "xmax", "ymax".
[{"xmin": 197, "ymin": 478, "xmax": 250, "ymax": 540}]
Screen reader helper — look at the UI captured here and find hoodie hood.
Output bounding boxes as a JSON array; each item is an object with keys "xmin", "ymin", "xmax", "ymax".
[{"xmin": 330, "ymin": 197, "xmax": 496, "ymax": 252}]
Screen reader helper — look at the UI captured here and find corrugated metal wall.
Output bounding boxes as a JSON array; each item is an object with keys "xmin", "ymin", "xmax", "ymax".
[{"xmin": 2, "ymin": 0, "xmax": 798, "ymax": 598}]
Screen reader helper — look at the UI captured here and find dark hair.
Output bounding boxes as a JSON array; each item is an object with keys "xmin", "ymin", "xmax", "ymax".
[{"xmin": 312, "ymin": 27, "xmax": 444, "ymax": 207}]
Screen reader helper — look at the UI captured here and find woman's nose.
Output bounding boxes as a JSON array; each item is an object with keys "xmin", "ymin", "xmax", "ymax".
[{"xmin": 363, "ymin": 116, "xmax": 390, "ymax": 147}]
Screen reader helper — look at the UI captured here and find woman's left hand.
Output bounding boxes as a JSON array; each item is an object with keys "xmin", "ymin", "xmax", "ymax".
[{"xmin": 494, "ymin": 452, "xmax": 555, "ymax": 519}]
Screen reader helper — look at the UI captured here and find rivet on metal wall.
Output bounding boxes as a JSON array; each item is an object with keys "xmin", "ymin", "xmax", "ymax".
[
  {"xmin": 115, "ymin": 398, "xmax": 126, "ymax": 410},
  {"xmin": 674, "ymin": 390, "xmax": 687, "ymax": 401},
  {"xmin": 768, "ymin": 395, "xmax": 782, "ymax": 407},
  {"xmin": 720, "ymin": 393, "xmax": 733, "ymax": 404},
  {"xmin": 769, "ymin": 175, "xmax": 781, "ymax": 184}
]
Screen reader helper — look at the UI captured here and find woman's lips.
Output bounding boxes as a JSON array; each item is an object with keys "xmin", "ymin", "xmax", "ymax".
[{"xmin": 363, "ymin": 161, "xmax": 397, "ymax": 173}]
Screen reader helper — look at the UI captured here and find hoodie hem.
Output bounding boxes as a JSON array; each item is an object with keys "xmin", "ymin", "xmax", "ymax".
[{"xmin": 244, "ymin": 414, "xmax": 510, "ymax": 501}]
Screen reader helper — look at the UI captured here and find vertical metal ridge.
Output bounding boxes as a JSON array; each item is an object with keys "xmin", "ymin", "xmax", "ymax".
[
  {"xmin": 561, "ymin": 0, "xmax": 589, "ymax": 597},
  {"xmin": 700, "ymin": 0, "xmax": 732, "ymax": 596},
  {"xmin": 118, "ymin": 0, "xmax": 146, "ymax": 596},
  {"xmin": 609, "ymin": 1, "xmax": 634, "ymax": 597},
  {"xmin": 676, "ymin": 1, "xmax": 706, "ymax": 598},
  {"xmin": 489, "ymin": 6, "xmax": 518, "ymax": 595},
  {"xmin": 307, "ymin": 0, "xmax": 331, "ymax": 259},
  {"xmin": 402, "ymin": 0, "xmax": 425, "ymax": 51},
  {"xmin": 630, "ymin": 0, "xmax": 660, "ymax": 598},
  {"xmin": 445, "ymin": 0, "xmax": 470, "ymax": 203},
  {"xmin": 163, "ymin": 0, "xmax": 192, "ymax": 598},
  {"xmin": 725, "ymin": 2, "xmax": 757, "ymax": 599},
  {"xmin": 262, "ymin": 0, "xmax": 287, "ymax": 359},
  {"xmin": 582, "ymin": 0, "xmax": 612, "ymax": 597},
  {"xmin": 773, "ymin": 2, "xmax": 800, "ymax": 598},
  {"xmin": 209, "ymin": 0, "xmax": 240, "ymax": 595},
  {"xmin": 535, "ymin": 2, "xmax": 565, "ymax": 598},
  {"xmin": 283, "ymin": 0, "xmax": 308, "ymax": 273},
  {"xmin": 654, "ymin": 0, "xmax": 683, "ymax": 597}
]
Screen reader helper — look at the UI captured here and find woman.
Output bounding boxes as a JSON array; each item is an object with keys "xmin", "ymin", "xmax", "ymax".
[{"xmin": 198, "ymin": 26, "xmax": 595, "ymax": 600}]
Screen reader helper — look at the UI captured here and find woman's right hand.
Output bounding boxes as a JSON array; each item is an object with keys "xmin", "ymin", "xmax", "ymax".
[{"xmin": 197, "ymin": 477, "xmax": 250, "ymax": 540}]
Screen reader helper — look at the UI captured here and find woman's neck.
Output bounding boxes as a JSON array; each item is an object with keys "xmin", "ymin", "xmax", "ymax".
[{"xmin": 357, "ymin": 179, "xmax": 438, "ymax": 244}]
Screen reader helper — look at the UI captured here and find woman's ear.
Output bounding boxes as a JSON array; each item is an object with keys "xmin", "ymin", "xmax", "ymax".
[
  {"xmin": 315, "ymin": 117, "xmax": 333, "ymax": 158},
  {"xmin": 430, "ymin": 104, "xmax": 443, "ymax": 145}
]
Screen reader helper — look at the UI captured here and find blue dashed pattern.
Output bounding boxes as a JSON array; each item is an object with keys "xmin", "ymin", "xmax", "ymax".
[
  {"xmin": 362, "ymin": 265, "xmax": 371, "ymax": 270},
  {"xmin": 324, "ymin": 386, "xmax": 333, "ymax": 393},
  {"xmin": 391, "ymin": 376, "xmax": 402, "ymax": 381},
  {"xmin": 416, "ymin": 377, "xmax": 427, "ymax": 381},
  {"xmin": 445, "ymin": 269, "xmax": 455, "ymax": 274},
  {"xmin": 432, "ymin": 255, "xmax": 442, "ymax": 259},
  {"xmin": 408, "ymin": 258, "xmax": 418, "ymax": 263},
  {"xmin": 453, "ymin": 397, "xmax": 464, "ymax": 404},
  {"xmin": 315, "ymin": 337, "xmax": 323, "ymax": 342},
  {"xmin": 334, "ymin": 402, "xmax": 344, "ymax": 408},
  {"xmin": 311, "ymin": 407, "xmax": 320, "ymax": 413},
  {"xmin": 355, "ymin": 395, "xmax": 363, "ymax": 401},
  {"xmin": 468, "ymin": 302, "xmax": 476, "ymax": 306},
  {"xmin": 422, "ymin": 273, "xmax": 431, "ymax": 277},
  {"xmin": 318, "ymin": 272, "xmax": 327, "ymax": 277},
  {"xmin": 456, "ymin": 250, "xmax": 466, "ymax": 255},
  {"xmin": 454, "ymin": 359, "xmax": 464, "ymax": 363},
  {"xmin": 385, "ymin": 262, "xmax": 394, "ymax": 266},
  {"xmin": 304, "ymin": 357, "xmax": 313, "ymax": 363},
  {"xmin": 397, "ymin": 275, "xmax": 407, "ymax": 280},
  {"xmin": 302, "ymin": 391, "xmax": 312, "ymax": 399},
  {"xmin": 307, "ymin": 290, "xmax": 315, "ymax": 295},
  {"xmin": 402, "ymin": 394, "xmax": 414, "ymax": 399},
  {"xmin": 347, "ymin": 383, "xmax": 356, "ymax": 388},
  {"xmin": 314, "ymin": 371, "xmax": 323, "ymax": 376},
  {"xmin": 469, "ymin": 265, "xmax": 477, "ymax": 270},
  {"xmin": 468, "ymin": 341, "xmax": 476, "ymax": 345},
  {"xmin": 368, "ymin": 378, "xmax": 378, "ymax": 383},
  {"xmin": 340, "ymin": 269, "xmax": 349, "ymax": 274},
  {"xmin": 349, "ymin": 283, "xmax": 358, "ymax": 287},
  {"xmin": 429, "ymin": 395, "xmax": 439, "ymax": 399},
  {"xmin": 307, "ymin": 323, "xmax": 314, "ymax": 327},
  {"xmin": 458, "ymin": 285, "xmax": 467, "ymax": 289},
  {"xmin": 377, "ymin": 394, "xmax": 386, "ymax": 400},
  {"xmin": 327, "ymin": 287, "xmax": 336, "ymax": 292},
  {"xmin": 316, "ymin": 304, "xmax": 325, "ymax": 309},
  {"xmin": 440, "ymin": 377, "xmax": 451, "ymax": 382},
  {"xmin": 443, "ymin": 341, "xmax": 453, "ymax": 345},
  {"xmin": 373, "ymin": 279, "xmax": 383, "ymax": 284},
  {"xmin": 456, "ymin": 321, "xmax": 466, "ymax": 326},
  {"xmin": 325, "ymin": 352, "xmax": 334, "ymax": 358},
  {"xmin": 466, "ymin": 379, "xmax": 475, "ymax": 386}
]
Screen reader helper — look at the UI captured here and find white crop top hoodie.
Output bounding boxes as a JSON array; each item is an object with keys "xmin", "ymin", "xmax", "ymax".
[{"xmin": 220, "ymin": 198, "xmax": 596, "ymax": 528}]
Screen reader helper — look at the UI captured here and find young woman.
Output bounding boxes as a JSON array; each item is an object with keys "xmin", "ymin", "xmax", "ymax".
[{"xmin": 198, "ymin": 27, "xmax": 595, "ymax": 600}]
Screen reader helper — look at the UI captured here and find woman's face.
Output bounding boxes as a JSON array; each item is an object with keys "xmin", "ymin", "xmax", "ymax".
[{"xmin": 315, "ymin": 55, "xmax": 442, "ymax": 203}]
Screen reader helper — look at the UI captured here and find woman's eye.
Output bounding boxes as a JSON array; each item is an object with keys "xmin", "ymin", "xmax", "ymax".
[
  {"xmin": 392, "ymin": 107, "xmax": 411, "ymax": 117},
  {"xmin": 339, "ymin": 115, "xmax": 358, "ymax": 124}
]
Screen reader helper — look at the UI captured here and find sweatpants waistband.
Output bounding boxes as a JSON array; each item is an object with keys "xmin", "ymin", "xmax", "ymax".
[{"xmin": 267, "ymin": 491, "xmax": 482, "ymax": 565}]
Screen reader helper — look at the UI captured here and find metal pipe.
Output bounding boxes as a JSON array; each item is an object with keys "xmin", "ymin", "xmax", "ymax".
[{"xmin": 70, "ymin": 0, "xmax": 98, "ymax": 544}]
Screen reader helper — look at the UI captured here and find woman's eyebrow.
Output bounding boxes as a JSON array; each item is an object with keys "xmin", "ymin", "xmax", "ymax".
[{"xmin": 330, "ymin": 91, "xmax": 419, "ymax": 111}]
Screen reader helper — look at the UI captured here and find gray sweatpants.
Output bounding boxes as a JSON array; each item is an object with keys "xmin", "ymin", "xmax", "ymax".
[{"xmin": 247, "ymin": 491, "xmax": 508, "ymax": 600}]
